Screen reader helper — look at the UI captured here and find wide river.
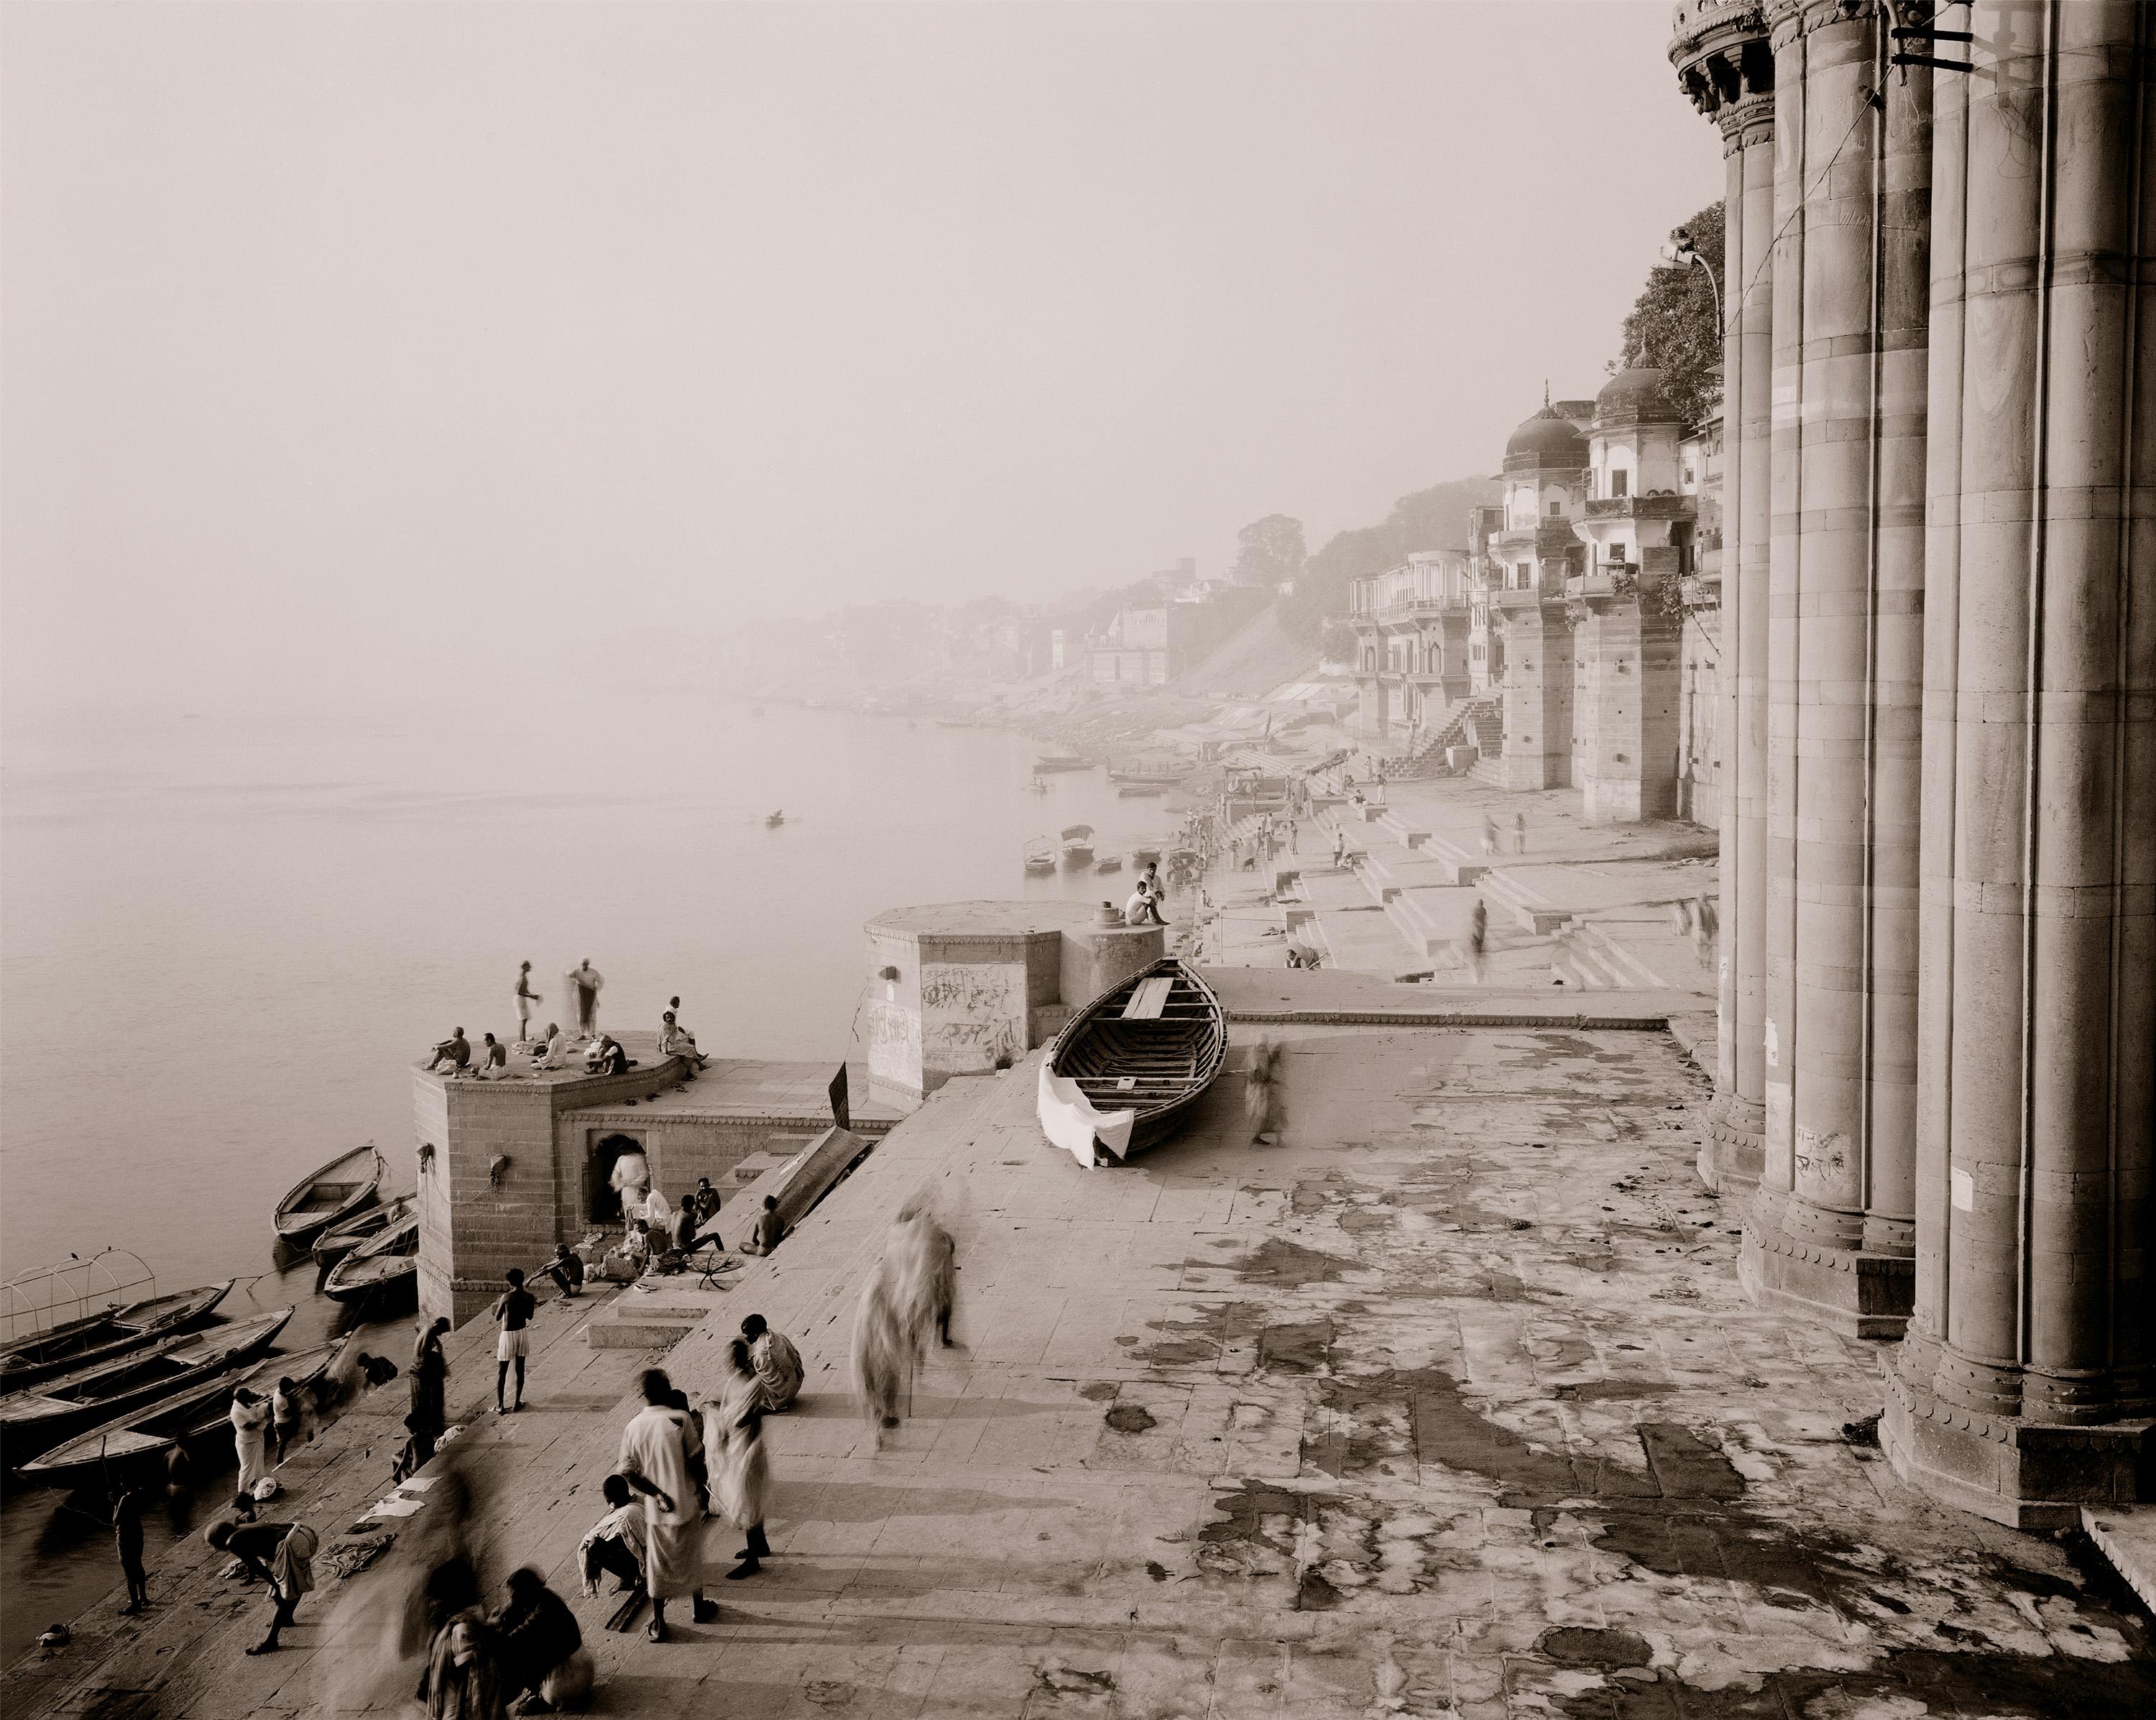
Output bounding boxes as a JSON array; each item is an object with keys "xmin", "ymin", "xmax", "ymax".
[{"xmin": 0, "ymin": 693, "xmax": 1183, "ymax": 1655}]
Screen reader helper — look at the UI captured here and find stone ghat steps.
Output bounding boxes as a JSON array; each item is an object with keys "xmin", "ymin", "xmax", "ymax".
[
  {"xmin": 1383, "ymin": 883, "xmax": 1481, "ymax": 960},
  {"xmin": 1480, "ymin": 867, "xmax": 1572, "ymax": 934}
]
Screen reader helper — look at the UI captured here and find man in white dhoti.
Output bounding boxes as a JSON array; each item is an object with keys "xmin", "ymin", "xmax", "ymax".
[
  {"xmin": 616, "ymin": 1369, "xmax": 714, "ymax": 1641},
  {"xmin": 701, "ymin": 1340, "xmax": 772, "ymax": 1581},
  {"xmin": 609, "ymin": 1149, "xmax": 650, "ymax": 1224},
  {"xmin": 569, "ymin": 960, "xmax": 604, "ymax": 1040}
]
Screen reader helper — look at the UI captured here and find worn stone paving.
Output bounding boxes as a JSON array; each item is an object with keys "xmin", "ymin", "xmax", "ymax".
[{"xmin": 20, "ymin": 1022, "xmax": 2152, "ymax": 1718}]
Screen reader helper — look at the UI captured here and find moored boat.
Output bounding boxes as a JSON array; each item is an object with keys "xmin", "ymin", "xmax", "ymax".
[
  {"xmin": 1095, "ymin": 854, "xmax": 1124, "ymax": 873},
  {"xmin": 765, "ymin": 810, "xmax": 785, "ymax": 827},
  {"xmin": 1037, "ymin": 958, "xmax": 1226, "ymax": 1167},
  {"xmin": 272, "ymin": 1144, "xmax": 384, "ymax": 1247},
  {"xmin": 1118, "ymin": 783, "xmax": 1167, "ymax": 797},
  {"xmin": 1023, "ymin": 835, "xmax": 1058, "ymax": 875},
  {"xmin": 0, "ymin": 1281, "xmax": 235, "ymax": 1393},
  {"xmin": 322, "ymin": 1210, "xmax": 420, "ymax": 1304},
  {"xmin": 313, "ymin": 1192, "xmax": 417, "ymax": 1268},
  {"xmin": 0, "ymin": 1308, "xmax": 295, "ymax": 1462},
  {"xmin": 16, "ymin": 1338, "xmax": 345, "ymax": 1488},
  {"xmin": 1033, "ymin": 753, "xmax": 1092, "ymax": 773},
  {"xmin": 1060, "ymin": 824, "xmax": 1095, "ymax": 867}
]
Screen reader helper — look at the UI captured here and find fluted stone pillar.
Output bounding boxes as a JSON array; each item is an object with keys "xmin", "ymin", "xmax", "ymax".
[
  {"xmin": 1671, "ymin": 1, "xmax": 1774, "ymax": 1193},
  {"xmin": 1738, "ymin": 0, "xmax": 1930, "ymax": 1337},
  {"xmin": 1884, "ymin": 0, "xmax": 2154, "ymax": 1528}
]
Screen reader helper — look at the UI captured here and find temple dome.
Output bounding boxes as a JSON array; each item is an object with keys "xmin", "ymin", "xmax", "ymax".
[
  {"xmin": 1503, "ymin": 405, "xmax": 1588, "ymax": 469},
  {"xmin": 1594, "ymin": 366, "xmax": 1681, "ymax": 425}
]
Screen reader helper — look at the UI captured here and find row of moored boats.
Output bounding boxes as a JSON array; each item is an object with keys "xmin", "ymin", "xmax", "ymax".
[{"xmin": 0, "ymin": 1145, "xmax": 414, "ymax": 1489}]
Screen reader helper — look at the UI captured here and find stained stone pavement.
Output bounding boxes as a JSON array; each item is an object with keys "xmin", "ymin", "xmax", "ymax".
[{"xmin": 19, "ymin": 1020, "xmax": 2152, "ymax": 1717}]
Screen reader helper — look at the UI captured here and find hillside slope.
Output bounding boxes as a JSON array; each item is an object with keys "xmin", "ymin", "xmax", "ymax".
[{"xmin": 1166, "ymin": 601, "xmax": 1320, "ymax": 701}]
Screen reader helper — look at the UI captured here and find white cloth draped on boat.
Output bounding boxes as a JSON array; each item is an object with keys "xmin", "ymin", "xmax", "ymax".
[{"xmin": 1037, "ymin": 1062, "xmax": 1135, "ymax": 1167}]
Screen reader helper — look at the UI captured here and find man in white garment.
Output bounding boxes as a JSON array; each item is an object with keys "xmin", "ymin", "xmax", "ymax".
[{"xmin": 616, "ymin": 1369, "xmax": 714, "ymax": 1641}]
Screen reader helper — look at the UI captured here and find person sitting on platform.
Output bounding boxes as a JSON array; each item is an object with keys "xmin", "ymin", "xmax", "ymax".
[
  {"xmin": 470, "ymin": 1032, "xmax": 509, "ymax": 1080},
  {"xmin": 671, "ymin": 1195, "xmax": 700, "ymax": 1256},
  {"xmin": 540, "ymin": 1242, "xmax": 585, "ymax": 1300},
  {"xmin": 691, "ymin": 1178, "xmax": 722, "ymax": 1225},
  {"xmin": 578, "ymin": 1473, "xmax": 648, "ymax": 1598},
  {"xmin": 740, "ymin": 1314, "xmax": 803, "ymax": 1411},
  {"xmin": 658, "ymin": 1011, "xmax": 711, "ymax": 1072},
  {"xmin": 584, "ymin": 1034, "xmax": 632, "ymax": 1077},
  {"xmin": 425, "ymin": 1028, "xmax": 471, "ymax": 1074},
  {"xmin": 739, "ymin": 1195, "xmax": 784, "ymax": 1257},
  {"xmin": 532, "ymin": 1023, "xmax": 567, "ymax": 1070}
]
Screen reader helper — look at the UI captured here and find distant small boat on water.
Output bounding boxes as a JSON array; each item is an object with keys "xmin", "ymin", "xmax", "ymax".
[
  {"xmin": 1118, "ymin": 783, "xmax": 1167, "ymax": 798},
  {"xmin": 1033, "ymin": 753, "xmax": 1092, "ymax": 773},
  {"xmin": 766, "ymin": 810, "xmax": 785, "ymax": 828},
  {"xmin": 752, "ymin": 705, "xmax": 766, "ymax": 717},
  {"xmin": 1095, "ymin": 855, "xmax": 1124, "ymax": 873},
  {"xmin": 1060, "ymin": 824, "xmax": 1096, "ymax": 867},
  {"xmin": 1023, "ymin": 836, "xmax": 1058, "ymax": 875}
]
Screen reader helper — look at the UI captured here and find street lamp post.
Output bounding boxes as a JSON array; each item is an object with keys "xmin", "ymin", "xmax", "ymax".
[{"xmin": 1659, "ymin": 226, "xmax": 1722, "ymax": 336}]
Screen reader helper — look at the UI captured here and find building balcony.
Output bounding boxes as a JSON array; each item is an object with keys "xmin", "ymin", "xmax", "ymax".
[{"xmin": 1584, "ymin": 493, "xmax": 1692, "ymax": 523}]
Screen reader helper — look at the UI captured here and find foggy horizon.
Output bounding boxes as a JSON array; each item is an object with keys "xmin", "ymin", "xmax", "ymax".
[{"xmin": 3, "ymin": 1, "xmax": 1720, "ymax": 725}]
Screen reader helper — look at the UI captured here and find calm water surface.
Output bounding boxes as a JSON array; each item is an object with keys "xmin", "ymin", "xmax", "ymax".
[{"xmin": 0, "ymin": 694, "xmax": 1174, "ymax": 1655}]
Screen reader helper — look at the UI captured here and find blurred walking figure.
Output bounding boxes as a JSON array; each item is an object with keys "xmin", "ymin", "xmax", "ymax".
[
  {"xmin": 423, "ymin": 1615, "xmax": 505, "ymax": 1719},
  {"xmin": 851, "ymin": 1254, "xmax": 910, "ymax": 1443},
  {"xmin": 1513, "ymin": 812, "xmax": 1528, "ymax": 855},
  {"xmin": 1692, "ymin": 894, "xmax": 1717, "ymax": 968},
  {"xmin": 1669, "ymin": 898, "xmax": 1695, "ymax": 939},
  {"xmin": 1244, "ymin": 1036, "xmax": 1282, "ymax": 1145},
  {"xmin": 230, "ymin": 1387, "xmax": 271, "ymax": 1496},
  {"xmin": 704, "ymin": 1340, "xmax": 772, "ymax": 1581},
  {"xmin": 893, "ymin": 1206, "xmax": 957, "ymax": 1351},
  {"xmin": 617, "ymin": 1369, "xmax": 716, "ymax": 1641},
  {"xmin": 409, "ymin": 1317, "xmax": 450, "ymax": 1463},
  {"xmin": 1480, "ymin": 815, "xmax": 1499, "ymax": 859},
  {"xmin": 113, "ymin": 1484, "xmax": 150, "ymax": 1614},
  {"xmin": 514, "ymin": 962, "xmax": 541, "ymax": 1046},
  {"xmin": 271, "ymin": 1376, "xmax": 305, "ymax": 1464},
  {"xmin": 568, "ymin": 960, "xmax": 604, "ymax": 1041},
  {"xmin": 1468, "ymin": 898, "xmax": 1489, "ymax": 984},
  {"xmin": 1332, "ymin": 827, "xmax": 1347, "ymax": 868}
]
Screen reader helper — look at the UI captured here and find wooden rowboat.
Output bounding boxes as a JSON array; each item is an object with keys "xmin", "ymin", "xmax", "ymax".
[
  {"xmin": 1038, "ymin": 958, "xmax": 1226, "ymax": 1166},
  {"xmin": 17, "ymin": 1338, "xmax": 345, "ymax": 1488},
  {"xmin": 272, "ymin": 1144, "xmax": 384, "ymax": 1247},
  {"xmin": 322, "ymin": 1210, "xmax": 420, "ymax": 1304},
  {"xmin": 0, "ymin": 1308, "xmax": 294, "ymax": 1462},
  {"xmin": 0, "ymin": 1281, "xmax": 234, "ymax": 1393},
  {"xmin": 1023, "ymin": 835, "xmax": 1058, "ymax": 875},
  {"xmin": 313, "ymin": 1192, "xmax": 416, "ymax": 1267}
]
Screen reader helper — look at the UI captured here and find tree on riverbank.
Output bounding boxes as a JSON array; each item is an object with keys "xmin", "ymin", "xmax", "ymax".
[
  {"xmin": 1230, "ymin": 515, "xmax": 1307, "ymax": 589},
  {"xmin": 1612, "ymin": 200, "xmax": 1725, "ymax": 426},
  {"xmin": 1279, "ymin": 473, "xmax": 1498, "ymax": 643}
]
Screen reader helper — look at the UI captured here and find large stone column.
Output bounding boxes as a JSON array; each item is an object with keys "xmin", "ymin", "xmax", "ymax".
[
  {"xmin": 1738, "ymin": 0, "xmax": 1930, "ymax": 1336},
  {"xmin": 1494, "ymin": 592, "xmax": 1576, "ymax": 788},
  {"xmin": 1671, "ymin": 1, "xmax": 1774, "ymax": 1193},
  {"xmin": 1884, "ymin": 0, "xmax": 2154, "ymax": 1527},
  {"xmin": 1572, "ymin": 578, "xmax": 1684, "ymax": 823}
]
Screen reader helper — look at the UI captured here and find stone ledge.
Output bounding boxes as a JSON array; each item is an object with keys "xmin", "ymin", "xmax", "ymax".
[{"xmin": 1737, "ymin": 1217, "xmax": 1912, "ymax": 1338}]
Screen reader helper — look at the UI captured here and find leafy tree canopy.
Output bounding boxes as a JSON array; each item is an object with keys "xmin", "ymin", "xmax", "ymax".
[
  {"xmin": 1230, "ymin": 514, "xmax": 1308, "ymax": 587},
  {"xmin": 1613, "ymin": 199, "xmax": 1725, "ymax": 428}
]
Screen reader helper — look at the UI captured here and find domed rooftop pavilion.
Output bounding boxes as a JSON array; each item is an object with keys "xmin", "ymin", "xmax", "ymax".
[
  {"xmin": 1593, "ymin": 365, "xmax": 1682, "ymax": 430},
  {"xmin": 1502, "ymin": 403, "xmax": 1589, "ymax": 473}
]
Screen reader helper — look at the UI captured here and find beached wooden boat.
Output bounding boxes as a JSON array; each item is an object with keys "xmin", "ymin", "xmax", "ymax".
[
  {"xmin": 1060, "ymin": 824, "xmax": 1096, "ymax": 867},
  {"xmin": 272, "ymin": 1144, "xmax": 384, "ymax": 1247},
  {"xmin": 0, "ymin": 1281, "xmax": 234, "ymax": 1393},
  {"xmin": 0, "ymin": 1308, "xmax": 294, "ymax": 1462},
  {"xmin": 322, "ymin": 1210, "xmax": 420, "ymax": 1304},
  {"xmin": 1038, "ymin": 959, "xmax": 1226, "ymax": 1166},
  {"xmin": 17, "ymin": 1338, "xmax": 344, "ymax": 1488},
  {"xmin": 313, "ymin": 1192, "xmax": 416, "ymax": 1268},
  {"xmin": 1023, "ymin": 835, "xmax": 1058, "ymax": 875}
]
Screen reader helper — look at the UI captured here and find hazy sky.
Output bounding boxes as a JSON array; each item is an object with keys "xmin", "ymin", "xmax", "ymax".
[{"xmin": 3, "ymin": 1, "xmax": 1720, "ymax": 719}]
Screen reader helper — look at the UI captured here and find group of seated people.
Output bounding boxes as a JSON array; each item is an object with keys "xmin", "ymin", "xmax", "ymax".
[
  {"xmin": 424, "ymin": 1012, "xmax": 711, "ymax": 1080},
  {"xmin": 419, "ymin": 1559, "xmax": 591, "ymax": 1716}
]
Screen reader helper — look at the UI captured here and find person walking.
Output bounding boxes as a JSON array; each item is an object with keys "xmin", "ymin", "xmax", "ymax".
[
  {"xmin": 492, "ymin": 1270, "xmax": 536, "ymax": 1413},
  {"xmin": 1468, "ymin": 897, "xmax": 1489, "ymax": 985},
  {"xmin": 113, "ymin": 1483, "xmax": 150, "ymax": 1614},
  {"xmin": 410, "ymin": 1316, "xmax": 450, "ymax": 1462},
  {"xmin": 704, "ymin": 1340, "xmax": 772, "ymax": 1581},
  {"xmin": 230, "ymin": 1387, "xmax": 270, "ymax": 1496},
  {"xmin": 514, "ymin": 962, "xmax": 540, "ymax": 1047},
  {"xmin": 1287, "ymin": 817, "xmax": 1299, "ymax": 854},
  {"xmin": 1332, "ymin": 827, "xmax": 1348, "ymax": 868},
  {"xmin": 270, "ymin": 1375, "xmax": 305, "ymax": 1465},
  {"xmin": 1480, "ymin": 815, "xmax": 1499, "ymax": 859},
  {"xmin": 1512, "ymin": 811, "xmax": 1528, "ymax": 855},
  {"xmin": 740, "ymin": 1314, "xmax": 803, "ymax": 1410},
  {"xmin": 568, "ymin": 960, "xmax": 604, "ymax": 1041},
  {"xmin": 617, "ymin": 1369, "xmax": 716, "ymax": 1641}
]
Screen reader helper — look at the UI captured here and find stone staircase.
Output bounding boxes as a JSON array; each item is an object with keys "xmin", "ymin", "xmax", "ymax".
[{"xmin": 1393, "ymin": 693, "xmax": 1503, "ymax": 777}]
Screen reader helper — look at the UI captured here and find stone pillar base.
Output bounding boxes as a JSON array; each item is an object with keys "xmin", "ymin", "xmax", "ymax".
[
  {"xmin": 1736, "ymin": 1215, "xmax": 1914, "ymax": 1340},
  {"xmin": 1697, "ymin": 1092, "xmax": 1764, "ymax": 1195},
  {"xmin": 1881, "ymin": 1364, "xmax": 2155, "ymax": 1532}
]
